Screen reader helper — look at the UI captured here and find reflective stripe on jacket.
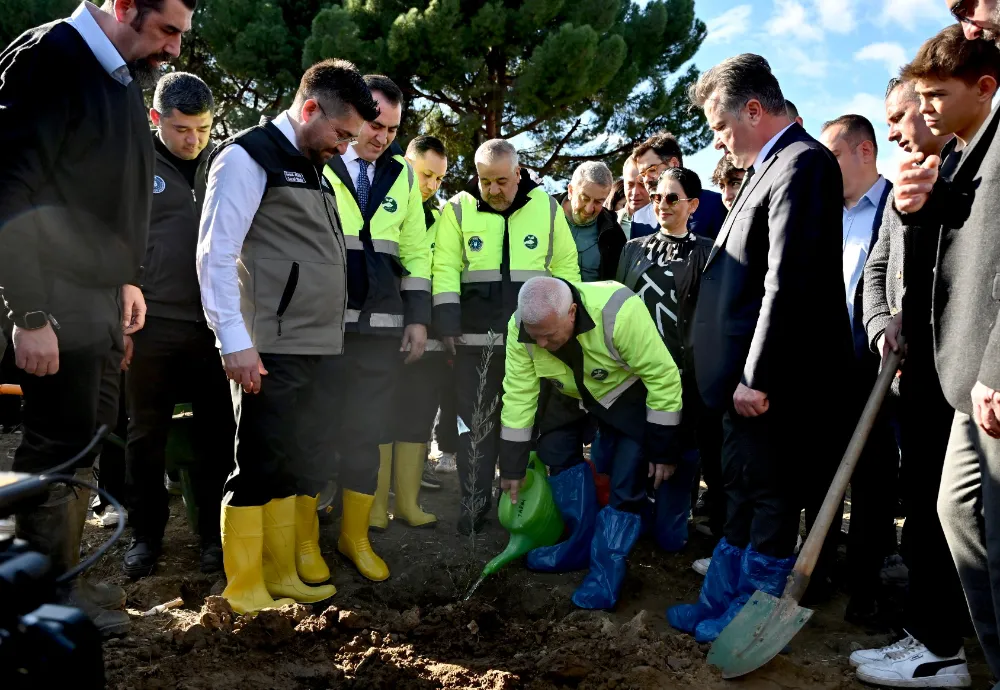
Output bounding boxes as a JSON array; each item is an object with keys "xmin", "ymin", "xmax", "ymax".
[
  {"xmin": 325, "ymin": 149, "xmax": 431, "ymax": 333},
  {"xmin": 499, "ymin": 280, "xmax": 682, "ymax": 478},
  {"xmin": 431, "ymin": 172, "xmax": 580, "ymax": 344}
]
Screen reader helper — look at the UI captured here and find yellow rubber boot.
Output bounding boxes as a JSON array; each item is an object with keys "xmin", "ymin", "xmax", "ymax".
[
  {"xmin": 221, "ymin": 505, "xmax": 295, "ymax": 615},
  {"xmin": 262, "ymin": 497, "xmax": 337, "ymax": 603},
  {"xmin": 295, "ymin": 494, "xmax": 331, "ymax": 584},
  {"xmin": 370, "ymin": 444, "xmax": 392, "ymax": 531},
  {"xmin": 338, "ymin": 490, "xmax": 390, "ymax": 581},
  {"xmin": 393, "ymin": 442, "xmax": 438, "ymax": 528}
]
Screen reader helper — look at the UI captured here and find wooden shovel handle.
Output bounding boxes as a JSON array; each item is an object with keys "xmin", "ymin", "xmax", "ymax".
[{"xmin": 785, "ymin": 342, "xmax": 904, "ymax": 601}]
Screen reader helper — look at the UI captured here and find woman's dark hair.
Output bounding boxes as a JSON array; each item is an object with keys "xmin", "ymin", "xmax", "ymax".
[
  {"xmin": 604, "ymin": 178, "xmax": 626, "ymax": 211},
  {"xmin": 659, "ymin": 167, "xmax": 702, "ymax": 200}
]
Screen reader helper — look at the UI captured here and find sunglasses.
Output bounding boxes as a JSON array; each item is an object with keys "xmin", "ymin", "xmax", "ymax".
[
  {"xmin": 951, "ymin": 0, "xmax": 996, "ymax": 28},
  {"xmin": 650, "ymin": 192, "xmax": 693, "ymax": 206}
]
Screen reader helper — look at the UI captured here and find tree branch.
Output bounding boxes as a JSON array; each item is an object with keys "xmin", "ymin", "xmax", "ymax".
[
  {"xmin": 534, "ymin": 118, "xmax": 583, "ymax": 175},
  {"xmin": 411, "ymin": 85, "xmax": 472, "ymax": 117}
]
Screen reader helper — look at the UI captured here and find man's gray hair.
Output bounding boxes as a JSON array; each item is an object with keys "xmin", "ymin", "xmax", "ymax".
[
  {"xmin": 153, "ymin": 72, "xmax": 214, "ymax": 116},
  {"xmin": 518, "ymin": 277, "xmax": 572, "ymax": 325},
  {"xmin": 688, "ymin": 53, "xmax": 786, "ymax": 117},
  {"xmin": 571, "ymin": 161, "xmax": 613, "ymax": 189},
  {"xmin": 475, "ymin": 139, "xmax": 519, "ymax": 168}
]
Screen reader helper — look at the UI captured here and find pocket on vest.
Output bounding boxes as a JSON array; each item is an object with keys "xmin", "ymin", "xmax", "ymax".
[{"xmin": 252, "ymin": 257, "xmax": 344, "ymax": 346}]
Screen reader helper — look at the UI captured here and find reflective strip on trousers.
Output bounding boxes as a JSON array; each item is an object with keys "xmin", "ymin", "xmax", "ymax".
[
  {"xmin": 501, "ymin": 426, "xmax": 532, "ymax": 442},
  {"xmin": 509, "ymin": 269, "xmax": 550, "ymax": 283},
  {"xmin": 458, "ymin": 333, "xmax": 505, "ymax": 347},
  {"xmin": 596, "ymin": 375, "xmax": 639, "ymax": 408},
  {"xmin": 433, "ymin": 292, "xmax": 460, "ymax": 306},
  {"xmin": 401, "ymin": 277, "xmax": 431, "ymax": 292},
  {"xmin": 602, "ymin": 287, "xmax": 636, "ymax": 369},
  {"xmin": 462, "ymin": 269, "xmax": 503, "ymax": 283},
  {"xmin": 346, "ymin": 309, "xmax": 361, "ymax": 323},
  {"xmin": 423, "ymin": 339, "xmax": 446, "ymax": 352},
  {"xmin": 345, "ymin": 310, "xmax": 404, "ymax": 328},
  {"xmin": 647, "ymin": 408, "xmax": 682, "ymax": 426}
]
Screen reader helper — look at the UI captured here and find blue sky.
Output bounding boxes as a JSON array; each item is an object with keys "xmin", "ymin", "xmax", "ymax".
[{"xmin": 679, "ymin": 0, "xmax": 954, "ymax": 187}]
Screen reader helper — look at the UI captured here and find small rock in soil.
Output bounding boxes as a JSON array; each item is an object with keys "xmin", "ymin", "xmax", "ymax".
[
  {"xmin": 540, "ymin": 651, "xmax": 594, "ymax": 681},
  {"xmin": 667, "ymin": 656, "xmax": 692, "ymax": 671},
  {"xmin": 338, "ymin": 609, "xmax": 371, "ymax": 630},
  {"xmin": 178, "ymin": 624, "xmax": 209, "ymax": 652},
  {"xmin": 233, "ymin": 608, "xmax": 295, "ymax": 649},
  {"xmin": 199, "ymin": 596, "xmax": 234, "ymax": 632},
  {"xmin": 398, "ymin": 606, "xmax": 421, "ymax": 632}
]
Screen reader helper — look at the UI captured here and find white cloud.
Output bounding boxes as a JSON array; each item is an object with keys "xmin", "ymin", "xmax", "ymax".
[
  {"xmin": 705, "ymin": 5, "xmax": 753, "ymax": 45},
  {"xmin": 854, "ymin": 42, "xmax": 909, "ymax": 77},
  {"xmin": 814, "ymin": 0, "xmax": 856, "ymax": 34},
  {"xmin": 879, "ymin": 0, "xmax": 951, "ymax": 31},
  {"xmin": 784, "ymin": 46, "xmax": 829, "ymax": 78},
  {"xmin": 766, "ymin": 0, "xmax": 824, "ymax": 41}
]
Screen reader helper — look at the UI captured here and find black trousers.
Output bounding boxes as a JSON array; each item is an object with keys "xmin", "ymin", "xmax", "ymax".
[
  {"xmin": 225, "ymin": 354, "xmax": 341, "ymax": 507},
  {"xmin": 433, "ymin": 354, "xmax": 459, "ymax": 453},
  {"xmin": 0, "ymin": 336, "xmax": 22, "ymax": 429},
  {"xmin": 125, "ymin": 317, "xmax": 235, "ymax": 543},
  {"xmin": 899, "ymin": 351, "xmax": 968, "ymax": 657},
  {"xmin": 455, "ymin": 343, "xmax": 504, "ymax": 515},
  {"xmin": 12, "ymin": 326, "xmax": 121, "ymax": 474},
  {"xmin": 688, "ymin": 380, "xmax": 725, "ymax": 536},
  {"xmin": 846, "ymin": 362, "xmax": 901, "ymax": 602},
  {"xmin": 721, "ymin": 407, "xmax": 800, "ymax": 558},
  {"xmin": 94, "ymin": 372, "xmax": 128, "ymax": 507},
  {"xmin": 337, "ymin": 333, "xmax": 401, "ymax": 488},
  {"xmin": 393, "ymin": 350, "xmax": 453, "ymax": 444}
]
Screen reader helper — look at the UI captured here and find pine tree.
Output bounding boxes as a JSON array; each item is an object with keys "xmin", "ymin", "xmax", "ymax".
[{"xmin": 304, "ymin": 0, "xmax": 709, "ymax": 184}]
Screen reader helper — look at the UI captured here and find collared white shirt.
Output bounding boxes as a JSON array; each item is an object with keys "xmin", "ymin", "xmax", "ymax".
[
  {"xmin": 342, "ymin": 144, "xmax": 376, "ymax": 189},
  {"xmin": 753, "ymin": 123, "xmax": 795, "ymax": 171},
  {"xmin": 842, "ymin": 175, "xmax": 888, "ymax": 326},
  {"xmin": 65, "ymin": 2, "xmax": 131, "ymax": 86},
  {"xmin": 196, "ymin": 111, "xmax": 299, "ymax": 354},
  {"xmin": 632, "ymin": 202, "xmax": 655, "ymax": 231}
]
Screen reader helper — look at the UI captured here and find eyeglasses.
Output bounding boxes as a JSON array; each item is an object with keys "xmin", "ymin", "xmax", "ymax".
[
  {"xmin": 650, "ymin": 192, "xmax": 693, "ymax": 206},
  {"xmin": 951, "ymin": 0, "xmax": 997, "ymax": 28},
  {"xmin": 316, "ymin": 101, "xmax": 359, "ymax": 146},
  {"xmin": 637, "ymin": 162, "xmax": 669, "ymax": 180}
]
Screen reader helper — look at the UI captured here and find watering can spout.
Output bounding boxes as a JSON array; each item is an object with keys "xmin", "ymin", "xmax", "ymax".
[{"xmin": 475, "ymin": 454, "xmax": 565, "ymax": 583}]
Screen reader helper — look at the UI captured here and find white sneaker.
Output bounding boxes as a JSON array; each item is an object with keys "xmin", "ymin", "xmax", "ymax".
[
  {"xmin": 851, "ymin": 635, "xmax": 921, "ymax": 668},
  {"xmin": 437, "ymin": 452, "xmax": 457, "ymax": 473},
  {"xmin": 692, "ymin": 557, "xmax": 711, "ymax": 576},
  {"xmin": 99, "ymin": 505, "xmax": 123, "ymax": 528},
  {"xmin": 856, "ymin": 642, "xmax": 971, "ymax": 688}
]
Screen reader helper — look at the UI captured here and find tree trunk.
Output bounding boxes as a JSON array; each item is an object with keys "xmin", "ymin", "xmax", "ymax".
[{"xmin": 484, "ymin": 46, "xmax": 505, "ymax": 140}]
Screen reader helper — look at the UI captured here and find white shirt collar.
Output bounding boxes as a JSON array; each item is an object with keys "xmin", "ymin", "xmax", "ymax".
[
  {"xmin": 753, "ymin": 122, "xmax": 795, "ymax": 171},
  {"xmin": 272, "ymin": 111, "xmax": 299, "ymax": 151},
  {"xmin": 850, "ymin": 175, "xmax": 887, "ymax": 212},
  {"xmin": 66, "ymin": 3, "xmax": 128, "ymax": 82}
]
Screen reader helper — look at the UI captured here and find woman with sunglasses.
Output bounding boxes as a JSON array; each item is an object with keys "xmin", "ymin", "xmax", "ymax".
[{"xmin": 616, "ymin": 167, "xmax": 717, "ymax": 558}]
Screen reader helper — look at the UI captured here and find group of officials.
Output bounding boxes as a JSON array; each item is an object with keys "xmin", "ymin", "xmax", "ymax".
[{"xmin": 5, "ymin": 2, "xmax": 1000, "ymax": 688}]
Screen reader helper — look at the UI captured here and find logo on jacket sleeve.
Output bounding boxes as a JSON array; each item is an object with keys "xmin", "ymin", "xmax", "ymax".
[
  {"xmin": 591, "ymin": 368, "xmax": 609, "ymax": 381},
  {"xmin": 283, "ymin": 171, "xmax": 307, "ymax": 184},
  {"xmin": 381, "ymin": 196, "xmax": 398, "ymax": 213},
  {"xmin": 152, "ymin": 176, "xmax": 166, "ymax": 194},
  {"xmin": 524, "ymin": 234, "xmax": 539, "ymax": 249},
  {"xmin": 468, "ymin": 236, "xmax": 484, "ymax": 252}
]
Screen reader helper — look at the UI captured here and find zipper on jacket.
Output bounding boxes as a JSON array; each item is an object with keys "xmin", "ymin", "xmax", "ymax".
[{"xmin": 276, "ymin": 261, "xmax": 300, "ymax": 336}]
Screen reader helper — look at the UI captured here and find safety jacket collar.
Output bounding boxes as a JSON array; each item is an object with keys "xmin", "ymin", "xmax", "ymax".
[
  {"xmin": 517, "ymin": 279, "xmax": 595, "ymax": 345},
  {"xmin": 466, "ymin": 169, "xmax": 539, "ymax": 218}
]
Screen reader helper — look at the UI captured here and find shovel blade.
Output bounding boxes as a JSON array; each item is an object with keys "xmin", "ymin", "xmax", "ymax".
[{"xmin": 708, "ymin": 590, "xmax": 814, "ymax": 679}]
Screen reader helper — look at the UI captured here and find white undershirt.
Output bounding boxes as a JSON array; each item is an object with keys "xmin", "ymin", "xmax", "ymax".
[
  {"xmin": 341, "ymin": 144, "xmax": 376, "ymax": 188},
  {"xmin": 196, "ymin": 111, "xmax": 299, "ymax": 355}
]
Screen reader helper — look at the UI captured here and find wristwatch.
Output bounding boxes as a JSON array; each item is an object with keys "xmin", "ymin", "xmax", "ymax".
[{"xmin": 13, "ymin": 311, "xmax": 54, "ymax": 330}]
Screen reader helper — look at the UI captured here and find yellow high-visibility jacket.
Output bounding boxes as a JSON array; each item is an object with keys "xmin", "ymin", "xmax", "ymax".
[
  {"xmin": 499, "ymin": 280, "xmax": 683, "ymax": 479},
  {"xmin": 430, "ymin": 172, "xmax": 580, "ymax": 346},
  {"xmin": 325, "ymin": 145, "xmax": 431, "ymax": 333}
]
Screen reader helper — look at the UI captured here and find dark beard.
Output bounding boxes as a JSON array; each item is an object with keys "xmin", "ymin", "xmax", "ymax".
[{"xmin": 127, "ymin": 55, "xmax": 171, "ymax": 90}]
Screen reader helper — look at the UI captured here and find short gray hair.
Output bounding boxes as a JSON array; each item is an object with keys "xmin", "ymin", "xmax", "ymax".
[
  {"xmin": 475, "ymin": 139, "xmax": 519, "ymax": 168},
  {"xmin": 688, "ymin": 53, "xmax": 786, "ymax": 117},
  {"xmin": 153, "ymin": 72, "xmax": 214, "ymax": 116},
  {"xmin": 518, "ymin": 277, "xmax": 572, "ymax": 325},
  {"xmin": 570, "ymin": 161, "xmax": 613, "ymax": 189}
]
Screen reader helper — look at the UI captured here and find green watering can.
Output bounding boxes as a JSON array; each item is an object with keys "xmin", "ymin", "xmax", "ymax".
[{"xmin": 466, "ymin": 454, "xmax": 564, "ymax": 598}]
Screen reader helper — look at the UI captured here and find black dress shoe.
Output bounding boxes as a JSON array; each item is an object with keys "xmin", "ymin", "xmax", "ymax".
[
  {"xmin": 200, "ymin": 542, "xmax": 223, "ymax": 574},
  {"xmin": 123, "ymin": 538, "xmax": 161, "ymax": 579}
]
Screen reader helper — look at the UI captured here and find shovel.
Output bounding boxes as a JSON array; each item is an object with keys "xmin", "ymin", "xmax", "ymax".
[{"xmin": 708, "ymin": 343, "xmax": 904, "ymax": 679}]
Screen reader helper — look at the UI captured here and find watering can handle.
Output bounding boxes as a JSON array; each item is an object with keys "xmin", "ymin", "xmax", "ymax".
[{"xmin": 787, "ymin": 340, "xmax": 904, "ymax": 601}]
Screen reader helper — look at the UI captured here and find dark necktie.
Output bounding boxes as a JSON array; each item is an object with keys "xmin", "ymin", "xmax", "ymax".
[{"xmin": 357, "ymin": 159, "xmax": 371, "ymax": 213}]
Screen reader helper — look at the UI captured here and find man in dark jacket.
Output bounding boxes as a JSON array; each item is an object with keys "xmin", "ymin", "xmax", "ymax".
[
  {"xmin": 558, "ymin": 162, "xmax": 626, "ymax": 281},
  {"xmin": 122, "ymin": 72, "xmax": 235, "ymax": 580},
  {"xmin": 0, "ymin": 0, "xmax": 196, "ymax": 638},
  {"xmin": 852, "ymin": 75, "xmax": 968, "ymax": 683}
]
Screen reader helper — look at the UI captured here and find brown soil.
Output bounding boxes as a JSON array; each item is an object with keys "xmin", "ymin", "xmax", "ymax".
[{"xmin": 4, "ymin": 434, "xmax": 989, "ymax": 689}]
